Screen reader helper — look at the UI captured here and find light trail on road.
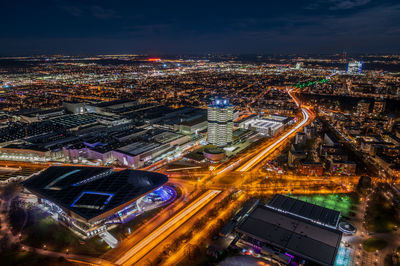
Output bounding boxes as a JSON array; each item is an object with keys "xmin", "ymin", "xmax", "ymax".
[
  {"xmin": 237, "ymin": 88, "xmax": 311, "ymax": 172},
  {"xmin": 116, "ymin": 189, "xmax": 221, "ymax": 265},
  {"xmin": 238, "ymin": 108, "xmax": 310, "ymax": 172},
  {"xmin": 162, "ymin": 192, "xmax": 246, "ymax": 266},
  {"xmin": 216, "ymin": 158, "xmax": 244, "ymax": 175}
]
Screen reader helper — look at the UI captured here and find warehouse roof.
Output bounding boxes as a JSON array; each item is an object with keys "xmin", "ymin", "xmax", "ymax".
[
  {"xmin": 237, "ymin": 205, "xmax": 342, "ymax": 266},
  {"xmin": 267, "ymin": 194, "xmax": 340, "ymax": 228}
]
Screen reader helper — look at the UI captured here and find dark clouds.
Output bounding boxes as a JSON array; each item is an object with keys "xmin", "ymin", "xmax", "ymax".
[
  {"xmin": 1, "ymin": 0, "xmax": 399, "ymax": 55},
  {"xmin": 307, "ymin": 0, "xmax": 373, "ymax": 10}
]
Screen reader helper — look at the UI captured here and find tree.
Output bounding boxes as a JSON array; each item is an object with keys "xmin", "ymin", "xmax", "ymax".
[
  {"xmin": 1, "ymin": 183, "xmax": 19, "ymax": 201},
  {"xmin": 185, "ymin": 243, "xmax": 194, "ymax": 260},
  {"xmin": 0, "ymin": 234, "xmax": 10, "ymax": 250}
]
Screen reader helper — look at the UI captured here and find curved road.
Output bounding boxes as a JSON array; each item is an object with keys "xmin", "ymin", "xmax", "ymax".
[{"xmin": 237, "ymin": 88, "xmax": 313, "ymax": 172}]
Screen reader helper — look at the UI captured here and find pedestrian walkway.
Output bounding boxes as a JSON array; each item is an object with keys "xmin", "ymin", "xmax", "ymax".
[{"xmin": 100, "ymin": 231, "xmax": 119, "ymax": 248}]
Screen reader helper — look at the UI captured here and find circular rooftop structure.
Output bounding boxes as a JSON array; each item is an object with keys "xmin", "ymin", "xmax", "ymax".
[
  {"xmin": 203, "ymin": 147, "xmax": 226, "ymax": 162},
  {"xmin": 339, "ymin": 222, "xmax": 357, "ymax": 235}
]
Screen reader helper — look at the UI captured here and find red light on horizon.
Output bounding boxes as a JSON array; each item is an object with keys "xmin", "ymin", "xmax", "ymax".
[{"xmin": 148, "ymin": 58, "xmax": 161, "ymax": 62}]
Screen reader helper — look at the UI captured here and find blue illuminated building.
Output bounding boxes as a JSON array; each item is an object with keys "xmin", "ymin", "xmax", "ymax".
[
  {"xmin": 347, "ymin": 61, "xmax": 363, "ymax": 75},
  {"xmin": 23, "ymin": 166, "xmax": 173, "ymax": 238}
]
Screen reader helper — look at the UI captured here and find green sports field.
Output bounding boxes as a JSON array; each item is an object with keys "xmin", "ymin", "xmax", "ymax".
[{"xmin": 290, "ymin": 194, "xmax": 356, "ymax": 216}]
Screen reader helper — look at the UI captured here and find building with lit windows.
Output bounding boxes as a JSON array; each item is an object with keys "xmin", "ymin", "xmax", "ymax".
[
  {"xmin": 23, "ymin": 166, "xmax": 174, "ymax": 241},
  {"xmin": 372, "ymin": 100, "xmax": 386, "ymax": 115},
  {"xmin": 356, "ymin": 100, "xmax": 370, "ymax": 115},
  {"xmin": 347, "ymin": 60, "xmax": 363, "ymax": 75},
  {"xmin": 299, "ymin": 161, "xmax": 324, "ymax": 175},
  {"xmin": 207, "ymin": 99, "xmax": 233, "ymax": 147},
  {"xmin": 330, "ymin": 160, "xmax": 357, "ymax": 175}
]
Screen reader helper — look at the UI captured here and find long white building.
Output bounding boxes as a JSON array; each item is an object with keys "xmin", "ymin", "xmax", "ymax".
[{"xmin": 238, "ymin": 114, "xmax": 292, "ymax": 137}]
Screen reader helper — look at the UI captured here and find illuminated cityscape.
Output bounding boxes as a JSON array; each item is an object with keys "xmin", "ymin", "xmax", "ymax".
[{"xmin": 1, "ymin": 1, "xmax": 400, "ymax": 266}]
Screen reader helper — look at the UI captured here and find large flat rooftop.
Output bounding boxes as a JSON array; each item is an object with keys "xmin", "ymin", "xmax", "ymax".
[
  {"xmin": 267, "ymin": 194, "xmax": 341, "ymax": 228},
  {"xmin": 117, "ymin": 141, "xmax": 161, "ymax": 156},
  {"xmin": 237, "ymin": 205, "xmax": 342, "ymax": 266}
]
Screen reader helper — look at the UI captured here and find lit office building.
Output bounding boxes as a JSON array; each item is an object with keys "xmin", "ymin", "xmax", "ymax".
[
  {"xmin": 207, "ymin": 99, "xmax": 233, "ymax": 147},
  {"xmin": 347, "ymin": 61, "xmax": 363, "ymax": 75}
]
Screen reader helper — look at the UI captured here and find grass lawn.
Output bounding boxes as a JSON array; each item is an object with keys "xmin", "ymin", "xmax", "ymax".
[
  {"xmin": 184, "ymin": 151, "xmax": 205, "ymax": 161},
  {"xmin": 184, "ymin": 144, "xmax": 216, "ymax": 161},
  {"xmin": 21, "ymin": 208, "xmax": 110, "ymax": 256},
  {"xmin": 365, "ymin": 192, "xmax": 400, "ymax": 233},
  {"xmin": 363, "ymin": 237, "xmax": 388, "ymax": 252},
  {"xmin": 291, "ymin": 193, "xmax": 357, "ymax": 217}
]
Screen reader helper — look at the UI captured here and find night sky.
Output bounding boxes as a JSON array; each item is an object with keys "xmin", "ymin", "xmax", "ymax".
[{"xmin": 1, "ymin": 0, "xmax": 400, "ymax": 55}]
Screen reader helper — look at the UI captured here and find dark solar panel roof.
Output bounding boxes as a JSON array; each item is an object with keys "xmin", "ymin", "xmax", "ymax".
[
  {"xmin": 237, "ymin": 206, "xmax": 342, "ymax": 266},
  {"xmin": 267, "ymin": 194, "xmax": 340, "ymax": 228},
  {"xmin": 23, "ymin": 166, "xmax": 167, "ymax": 221}
]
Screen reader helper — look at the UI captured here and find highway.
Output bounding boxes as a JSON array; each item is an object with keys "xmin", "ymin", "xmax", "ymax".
[
  {"xmin": 102, "ymin": 179, "xmax": 195, "ymax": 262},
  {"xmin": 160, "ymin": 191, "xmax": 246, "ymax": 266},
  {"xmin": 115, "ymin": 190, "xmax": 221, "ymax": 265},
  {"xmin": 210, "ymin": 88, "xmax": 312, "ymax": 176},
  {"xmin": 237, "ymin": 89, "xmax": 312, "ymax": 172},
  {"xmin": 238, "ymin": 108, "xmax": 310, "ymax": 172}
]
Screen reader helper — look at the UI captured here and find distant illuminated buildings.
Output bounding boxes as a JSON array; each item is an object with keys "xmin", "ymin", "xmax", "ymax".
[
  {"xmin": 356, "ymin": 100, "xmax": 370, "ymax": 115},
  {"xmin": 372, "ymin": 100, "xmax": 386, "ymax": 115},
  {"xmin": 295, "ymin": 62, "xmax": 303, "ymax": 70},
  {"xmin": 148, "ymin": 57, "xmax": 161, "ymax": 62},
  {"xmin": 386, "ymin": 114, "xmax": 396, "ymax": 131},
  {"xmin": 347, "ymin": 61, "xmax": 363, "ymax": 75},
  {"xmin": 207, "ymin": 99, "xmax": 233, "ymax": 147}
]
